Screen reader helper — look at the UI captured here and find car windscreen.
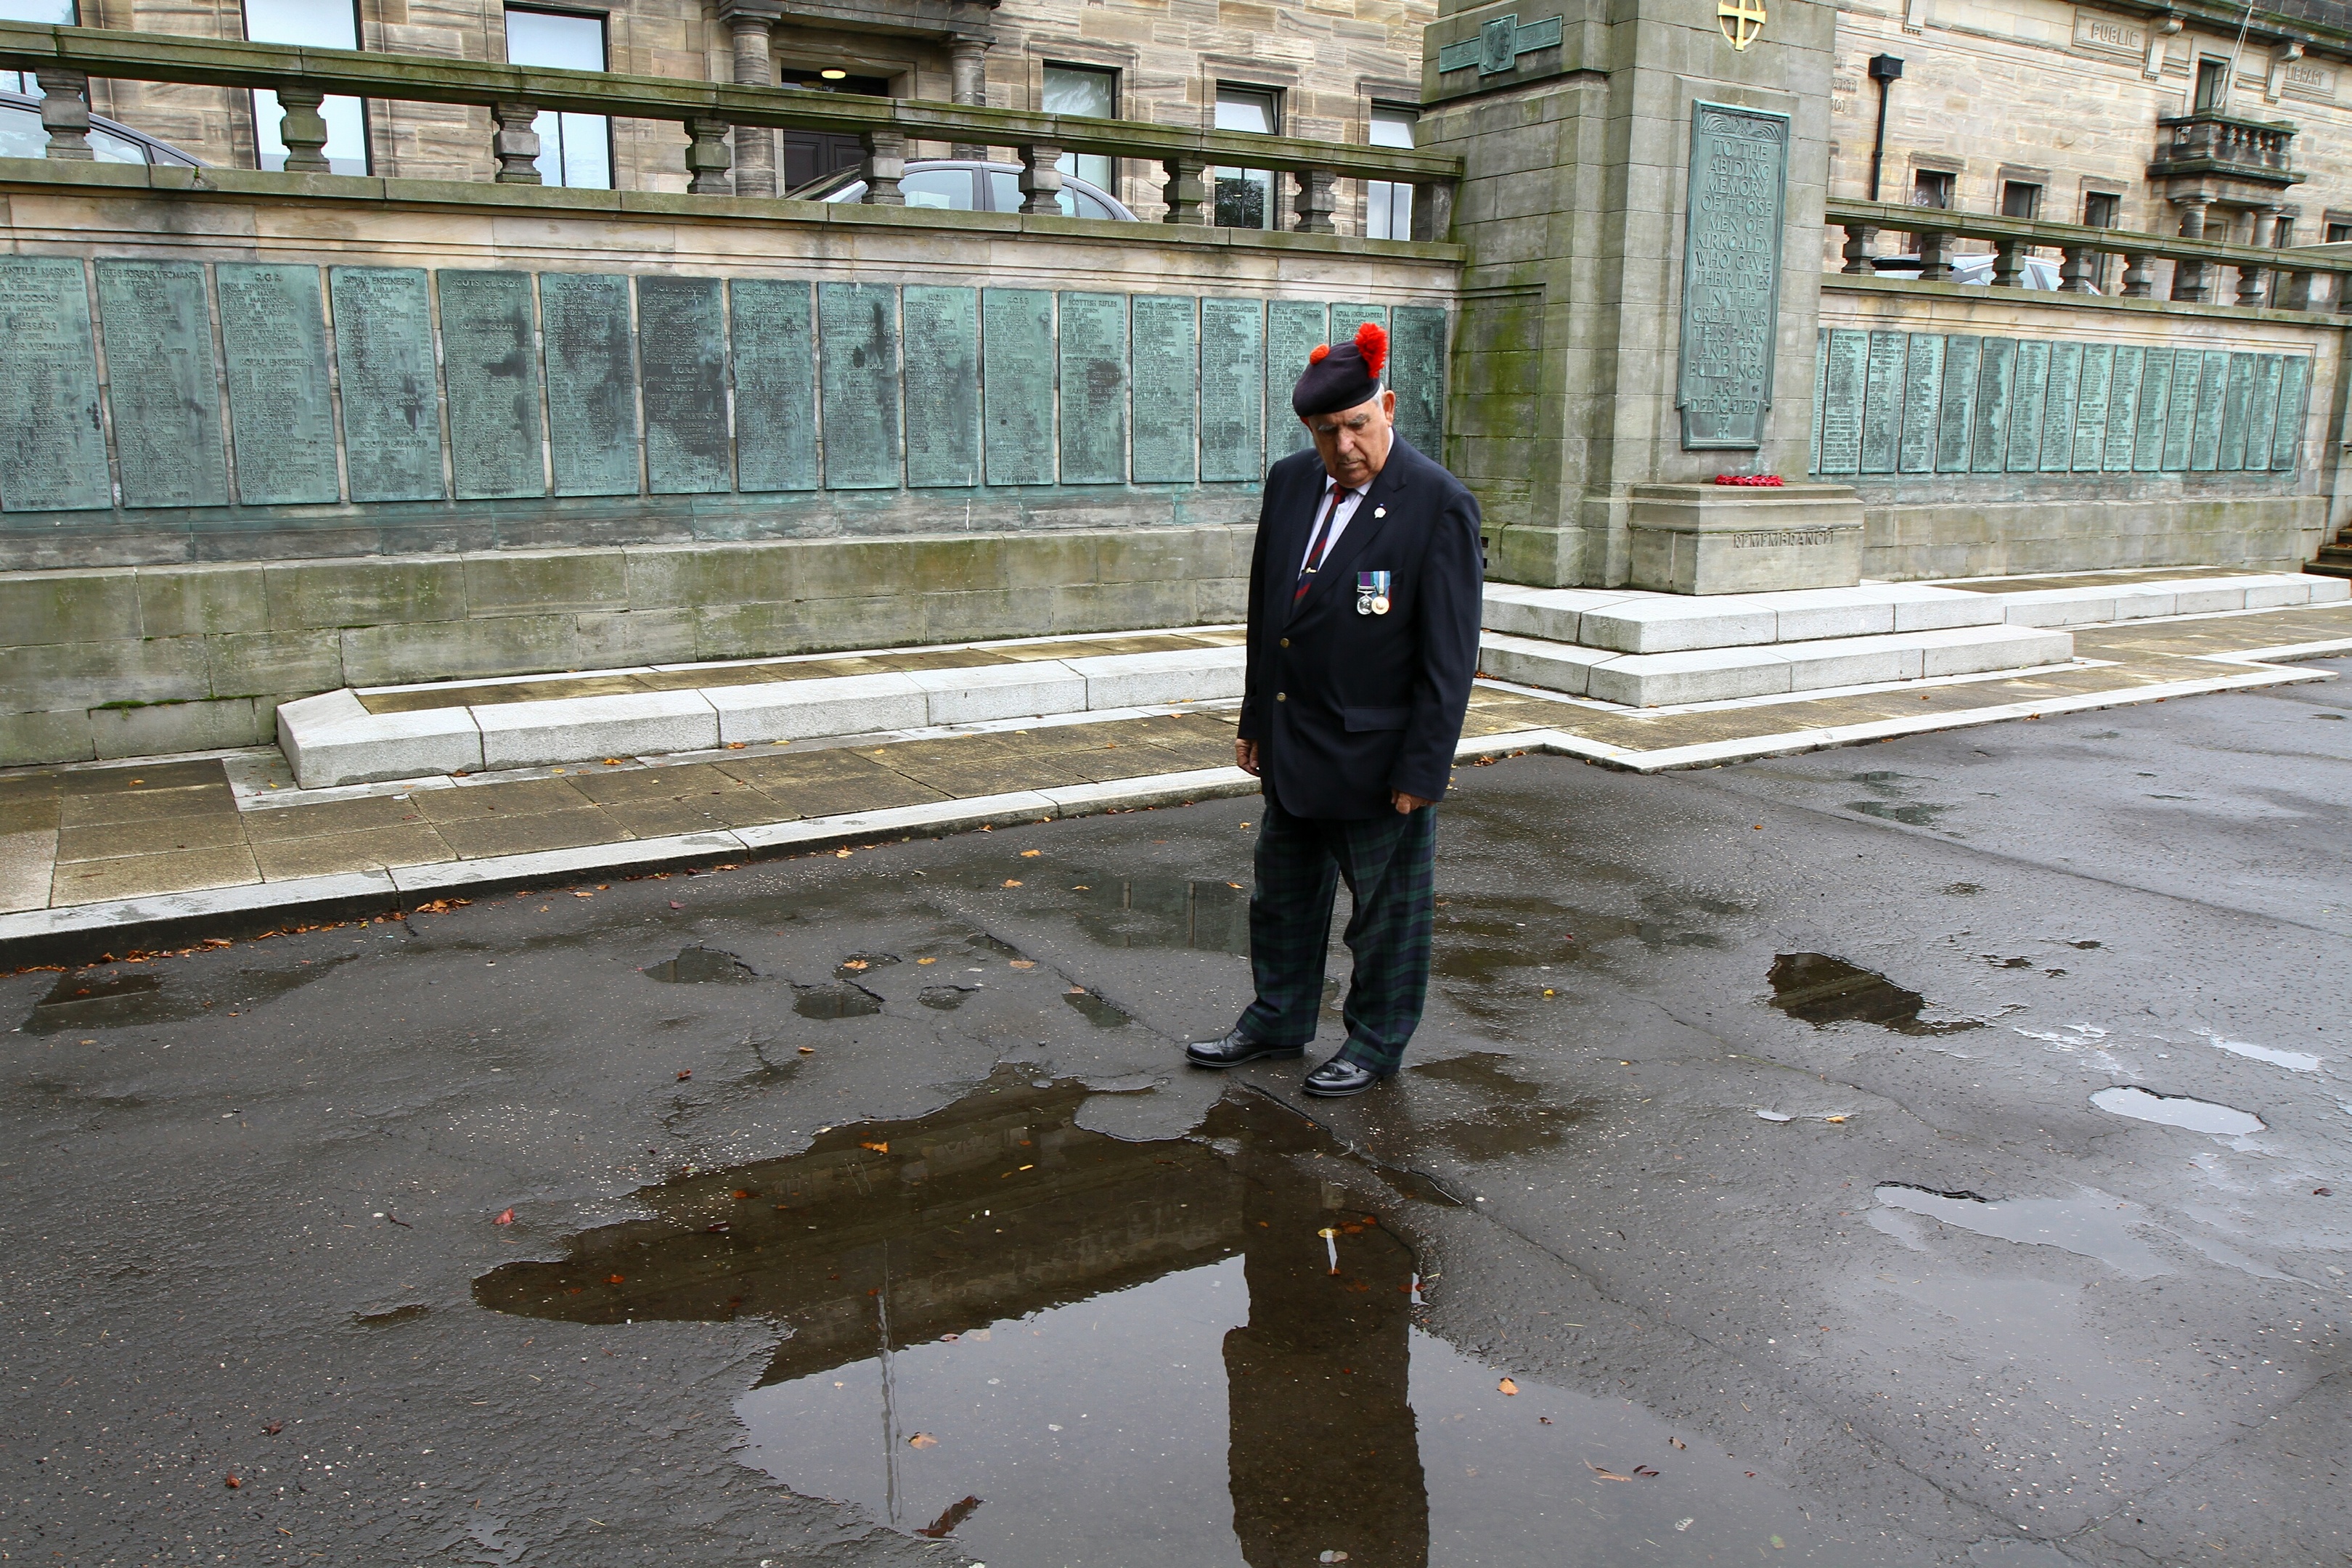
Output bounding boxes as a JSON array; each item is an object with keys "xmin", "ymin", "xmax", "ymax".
[{"xmin": 0, "ymin": 102, "xmax": 150, "ymax": 163}]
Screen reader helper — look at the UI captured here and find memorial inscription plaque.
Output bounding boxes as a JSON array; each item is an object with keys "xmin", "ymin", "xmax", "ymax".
[
  {"xmin": 640, "ymin": 276, "xmax": 729, "ymax": 495},
  {"xmin": 1969, "ymin": 338, "xmax": 2014, "ymax": 473},
  {"xmin": 900, "ymin": 285, "xmax": 980, "ymax": 489},
  {"xmin": 1809, "ymin": 330, "xmax": 1826, "ymax": 477},
  {"xmin": 1815, "ymin": 329, "xmax": 1866, "ymax": 474},
  {"xmin": 2006, "ymin": 340, "xmax": 2049, "ymax": 472},
  {"xmin": 2244, "ymin": 355, "xmax": 2284, "ymax": 472},
  {"xmin": 984, "ymin": 288, "xmax": 1055, "ymax": 486},
  {"xmin": 539, "ymin": 273, "xmax": 640, "ymax": 498},
  {"xmin": 1935, "ymin": 335, "xmax": 1980, "ymax": 473},
  {"xmin": 2273, "ymin": 356, "xmax": 2309, "ymax": 471},
  {"xmin": 1130, "ymin": 295, "xmax": 1198, "ymax": 486},
  {"xmin": 0, "ymin": 256, "xmax": 109, "ymax": 512},
  {"xmin": 217, "ymin": 262, "xmax": 340, "ymax": 506},
  {"xmin": 96, "ymin": 259, "xmax": 227, "ymax": 509},
  {"xmin": 2069, "ymin": 343, "xmax": 2111, "ymax": 473},
  {"xmin": 1677, "ymin": 101, "xmax": 1789, "ymax": 449},
  {"xmin": 2133, "ymin": 347, "xmax": 2173, "ymax": 473},
  {"xmin": 1391, "ymin": 305, "xmax": 1447, "ymax": 456},
  {"xmin": 1059, "ymin": 292, "xmax": 1128, "ymax": 486},
  {"xmin": 820, "ymin": 282, "xmax": 901, "ymax": 490},
  {"xmin": 2036, "ymin": 340, "xmax": 2081, "ymax": 473},
  {"xmin": 1858, "ymin": 330, "xmax": 1903, "ymax": 474},
  {"xmin": 2102, "ymin": 344, "xmax": 2142, "ymax": 473},
  {"xmin": 1897, "ymin": 332, "xmax": 1942, "ymax": 474},
  {"xmin": 1266, "ymin": 300, "xmax": 1328, "ymax": 457},
  {"xmin": 2162, "ymin": 348, "xmax": 2201, "ymax": 471},
  {"xmin": 730, "ymin": 278, "xmax": 817, "ymax": 492},
  {"xmin": 2216, "ymin": 351, "xmax": 2255, "ymax": 470},
  {"xmin": 330, "ymin": 266, "xmax": 442, "ymax": 503},
  {"xmin": 1199, "ymin": 298, "xmax": 1264, "ymax": 481},
  {"xmin": 438, "ymin": 270, "xmax": 544, "ymax": 500},
  {"xmin": 2187, "ymin": 350, "xmax": 2228, "ymax": 470}
]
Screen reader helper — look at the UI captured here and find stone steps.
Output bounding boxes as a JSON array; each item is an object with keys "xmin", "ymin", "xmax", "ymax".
[
  {"xmin": 1480, "ymin": 624, "xmax": 2075, "ymax": 707},
  {"xmin": 278, "ymin": 637, "xmax": 1247, "ymax": 789}
]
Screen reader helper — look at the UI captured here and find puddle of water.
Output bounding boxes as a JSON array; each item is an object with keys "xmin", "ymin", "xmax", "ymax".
[
  {"xmin": 1846, "ymin": 801, "xmax": 1947, "ymax": 827},
  {"xmin": 2199, "ymin": 1032, "xmax": 2322, "ymax": 1072},
  {"xmin": 1060, "ymin": 988, "xmax": 1130, "ymax": 1028},
  {"xmin": 353, "ymin": 1304, "xmax": 430, "ymax": 1328},
  {"xmin": 918, "ymin": 985, "xmax": 973, "ymax": 1012},
  {"xmin": 793, "ymin": 983, "xmax": 883, "ymax": 1020},
  {"xmin": 1395, "ymin": 1054, "xmax": 1594, "ymax": 1160},
  {"xmin": 1766, "ymin": 954, "xmax": 1980, "ymax": 1037},
  {"xmin": 1872, "ymin": 1183, "xmax": 2169, "ymax": 1279},
  {"xmin": 21, "ymin": 955, "xmax": 351, "ymax": 1034},
  {"xmin": 476, "ymin": 1077, "xmax": 1823, "ymax": 1564},
  {"xmin": 644, "ymin": 947, "xmax": 756, "ymax": 984},
  {"xmin": 2091, "ymin": 1087, "xmax": 2264, "ymax": 1138},
  {"xmin": 1064, "ymin": 876, "xmax": 1250, "ymax": 955}
]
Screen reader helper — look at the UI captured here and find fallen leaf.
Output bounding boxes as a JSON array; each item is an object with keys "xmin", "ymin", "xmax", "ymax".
[
  {"xmin": 1538, "ymin": 1416, "xmax": 1553, "ymax": 1425},
  {"xmin": 1498, "ymin": 1377, "xmax": 1518, "ymax": 1395},
  {"xmin": 603, "ymin": 758, "xmax": 624, "ymax": 765},
  {"xmin": 834, "ymin": 849, "xmax": 852, "ymax": 859},
  {"xmin": 572, "ymin": 889, "xmax": 594, "ymax": 899},
  {"xmin": 264, "ymin": 1422, "xmax": 282, "ymax": 1435},
  {"xmin": 1583, "ymin": 1460, "xmax": 1633, "ymax": 1482},
  {"xmin": 727, "ymin": 742, "xmax": 747, "ymax": 750},
  {"xmin": 861, "ymin": 1140, "xmax": 889, "ymax": 1154},
  {"xmin": 1008, "ymin": 959, "xmax": 1036, "ymax": 969},
  {"xmin": 224, "ymin": 1474, "xmax": 241, "ymax": 1488},
  {"xmin": 2318, "ymin": 1187, "xmax": 2335, "ymax": 1196},
  {"xmin": 608, "ymin": 1274, "xmax": 626, "ymax": 1284},
  {"xmin": 797, "ymin": 1045, "xmax": 815, "ymax": 1055},
  {"xmin": 1771, "ymin": 1537, "xmax": 1786, "ymax": 1549},
  {"xmin": 1020, "ymin": 849, "xmax": 1041, "ymax": 857},
  {"xmin": 669, "ymin": 901, "xmax": 684, "ymax": 910},
  {"xmin": 1318, "ymin": 1554, "xmax": 1350, "ymax": 1564},
  {"xmin": 841, "ymin": 958, "xmax": 869, "ymax": 971},
  {"xmin": 1003, "ymin": 879, "xmax": 1024, "ymax": 888},
  {"xmin": 916, "ymin": 957, "xmax": 937, "ymax": 965},
  {"xmin": 1071, "ymin": 884, "xmax": 1090, "ymax": 891},
  {"xmin": 1669, "ymin": 1437, "xmax": 1686, "ymax": 1449},
  {"xmin": 1633, "ymin": 1465, "xmax": 1660, "ymax": 1477},
  {"xmin": 907, "ymin": 1432, "xmax": 939, "ymax": 1449},
  {"xmin": 1227, "ymin": 881, "xmax": 1244, "ymax": 889},
  {"xmin": 493, "ymin": 1207, "xmax": 515, "ymax": 1226},
  {"xmin": 914, "ymin": 1493, "xmax": 983, "ymax": 1538},
  {"xmin": 676, "ymin": 1070, "xmax": 692, "ymax": 1081},
  {"xmin": 732, "ymin": 1188, "xmax": 756, "ymax": 1201},
  {"xmin": 1824, "ymin": 1114, "xmax": 1849, "ymax": 1124}
]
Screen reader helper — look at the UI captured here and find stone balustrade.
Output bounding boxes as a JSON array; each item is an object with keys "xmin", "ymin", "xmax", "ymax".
[
  {"xmin": 1826, "ymin": 197, "xmax": 2352, "ymax": 311},
  {"xmin": 0, "ymin": 20, "xmax": 1460, "ymax": 236}
]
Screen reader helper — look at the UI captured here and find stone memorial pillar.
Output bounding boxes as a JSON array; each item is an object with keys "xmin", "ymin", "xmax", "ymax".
[
  {"xmin": 721, "ymin": 0, "xmax": 781, "ymax": 198},
  {"xmin": 1418, "ymin": 0, "xmax": 1863, "ymax": 592}
]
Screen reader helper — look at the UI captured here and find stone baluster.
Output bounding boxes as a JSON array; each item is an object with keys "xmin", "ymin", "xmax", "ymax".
[
  {"xmin": 1839, "ymin": 223, "xmax": 1876, "ymax": 274},
  {"xmin": 859, "ymin": 129, "xmax": 907, "ymax": 205},
  {"xmin": 947, "ymin": 36, "xmax": 991, "ymax": 160},
  {"xmin": 1016, "ymin": 142, "xmax": 1062, "ymax": 213},
  {"xmin": 2120, "ymin": 253, "xmax": 2155, "ymax": 298},
  {"xmin": 2277, "ymin": 269, "xmax": 2314, "ymax": 310},
  {"xmin": 725, "ymin": 4, "xmax": 778, "ymax": 197},
  {"xmin": 276, "ymin": 89, "xmax": 332, "ymax": 173},
  {"xmin": 2169, "ymin": 197, "xmax": 2210, "ymax": 301},
  {"xmin": 1990, "ymin": 239, "xmax": 2024, "ymax": 287},
  {"xmin": 1916, "ymin": 229, "xmax": 1953, "ymax": 281},
  {"xmin": 685, "ymin": 116, "xmax": 732, "ymax": 195},
  {"xmin": 490, "ymin": 102, "xmax": 542, "ymax": 184},
  {"xmin": 1409, "ymin": 179, "xmax": 1454, "ymax": 242},
  {"xmin": 36, "ymin": 68, "xmax": 91, "ymax": 160},
  {"xmin": 1291, "ymin": 168, "xmax": 1337, "ymax": 234},
  {"xmin": 2057, "ymin": 245, "xmax": 2096, "ymax": 293},
  {"xmin": 2235, "ymin": 261, "xmax": 2269, "ymax": 307},
  {"xmin": 1160, "ymin": 155, "xmax": 1207, "ymax": 225}
]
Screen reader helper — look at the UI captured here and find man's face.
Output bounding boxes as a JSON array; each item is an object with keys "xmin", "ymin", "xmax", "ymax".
[{"xmin": 1304, "ymin": 390, "xmax": 1396, "ymax": 490}]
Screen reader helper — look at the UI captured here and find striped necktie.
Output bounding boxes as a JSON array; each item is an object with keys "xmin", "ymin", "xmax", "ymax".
[{"xmin": 1293, "ymin": 485, "xmax": 1349, "ymax": 605}]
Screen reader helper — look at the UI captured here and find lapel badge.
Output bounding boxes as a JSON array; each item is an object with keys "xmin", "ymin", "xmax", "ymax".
[
  {"xmin": 1373, "ymin": 506, "xmax": 1387, "ymax": 518},
  {"xmin": 1357, "ymin": 571, "xmax": 1392, "ymax": 616}
]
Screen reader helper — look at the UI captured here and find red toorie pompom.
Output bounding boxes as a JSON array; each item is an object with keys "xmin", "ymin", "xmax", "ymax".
[
  {"xmin": 1354, "ymin": 320, "xmax": 1389, "ymax": 378},
  {"xmin": 1308, "ymin": 343, "xmax": 1331, "ymax": 364}
]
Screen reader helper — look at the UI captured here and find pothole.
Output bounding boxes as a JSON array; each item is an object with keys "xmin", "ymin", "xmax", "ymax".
[
  {"xmin": 2091, "ymin": 1087, "xmax": 2263, "ymax": 1137},
  {"xmin": 644, "ymin": 946, "xmax": 756, "ymax": 984},
  {"xmin": 1767, "ymin": 954, "xmax": 1980, "ymax": 1036}
]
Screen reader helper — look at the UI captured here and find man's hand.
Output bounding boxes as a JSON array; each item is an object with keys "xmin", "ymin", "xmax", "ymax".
[
  {"xmin": 1392, "ymin": 790, "xmax": 1434, "ymax": 814},
  {"xmin": 1235, "ymin": 738, "xmax": 1261, "ymax": 776}
]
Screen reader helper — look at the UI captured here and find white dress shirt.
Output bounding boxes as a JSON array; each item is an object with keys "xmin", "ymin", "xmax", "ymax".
[{"xmin": 1299, "ymin": 477, "xmax": 1368, "ymax": 577}]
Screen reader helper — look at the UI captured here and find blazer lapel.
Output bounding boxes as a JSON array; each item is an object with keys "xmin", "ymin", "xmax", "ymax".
[{"xmin": 1291, "ymin": 454, "xmax": 1410, "ymax": 621}]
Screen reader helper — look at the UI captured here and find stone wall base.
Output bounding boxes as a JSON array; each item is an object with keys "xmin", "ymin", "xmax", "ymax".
[
  {"xmin": 1624, "ymin": 484, "xmax": 1866, "ymax": 594},
  {"xmin": 0, "ymin": 526, "xmax": 1252, "ymax": 768}
]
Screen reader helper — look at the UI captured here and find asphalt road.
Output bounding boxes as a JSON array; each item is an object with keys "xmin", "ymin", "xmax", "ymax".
[{"xmin": 4, "ymin": 662, "xmax": 2348, "ymax": 1567}]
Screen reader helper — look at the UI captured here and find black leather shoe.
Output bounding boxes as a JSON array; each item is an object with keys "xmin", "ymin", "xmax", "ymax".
[
  {"xmin": 1302, "ymin": 1055, "xmax": 1391, "ymax": 1098},
  {"xmin": 1185, "ymin": 1027, "xmax": 1304, "ymax": 1069}
]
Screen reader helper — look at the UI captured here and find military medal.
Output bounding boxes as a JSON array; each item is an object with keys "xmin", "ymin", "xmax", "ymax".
[{"xmin": 1357, "ymin": 571, "xmax": 1392, "ymax": 616}]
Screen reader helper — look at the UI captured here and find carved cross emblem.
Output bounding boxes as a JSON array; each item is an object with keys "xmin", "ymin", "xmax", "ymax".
[
  {"xmin": 1718, "ymin": 0, "xmax": 1767, "ymax": 52},
  {"xmin": 1436, "ymin": 12, "xmax": 1567, "ymax": 75}
]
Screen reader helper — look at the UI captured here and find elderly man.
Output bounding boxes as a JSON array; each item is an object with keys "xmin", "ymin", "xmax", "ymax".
[{"xmin": 1187, "ymin": 321, "xmax": 1484, "ymax": 1097}]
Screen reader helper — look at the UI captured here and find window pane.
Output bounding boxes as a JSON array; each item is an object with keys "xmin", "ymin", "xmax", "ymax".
[
  {"xmin": 1065, "ymin": 186, "xmax": 1114, "ymax": 220},
  {"xmin": 1214, "ymin": 89, "xmax": 1275, "ymax": 135},
  {"xmin": 899, "ymin": 166, "xmax": 973, "ymax": 210},
  {"xmin": 90, "ymin": 123, "xmax": 147, "ymax": 163},
  {"xmin": 507, "ymin": 12, "xmax": 609, "ymax": 189},
  {"xmin": 1214, "ymin": 89, "xmax": 1275, "ymax": 229},
  {"xmin": 1042, "ymin": 65, "xmax": 1114, "ymax": 119},
  {"xmin": 1367, "ymin": 107, "xmax": 1415, "ymax": 238},
  {"xmin": 986, "ymin": 169, "xmax": 1019, "ymax": 211},
  {"xmin": 245, "ymin": 0, "xmax": 356, "ymax": 49},
  {"xmin": 1368, "ymin": 107, "xmax": 1415, "ymax": 150}
]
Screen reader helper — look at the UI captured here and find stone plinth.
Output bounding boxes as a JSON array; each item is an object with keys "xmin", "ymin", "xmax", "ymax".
[{"xmin": 1624, "ymin": 484, "xmax": 1866, "ymax": 595}]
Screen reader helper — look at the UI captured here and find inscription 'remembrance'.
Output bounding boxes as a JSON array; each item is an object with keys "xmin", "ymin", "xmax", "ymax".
[
  {"xmin": 1678, "ymin": 101, "xmax": 1789, "ymax": 450},
  {"xmin": 330, "ymin": 266, "xmax": 443, "ymax": 503},
  {"xmin": 0, "ymin": 256, "xmax": 110, "ymax": 512}
]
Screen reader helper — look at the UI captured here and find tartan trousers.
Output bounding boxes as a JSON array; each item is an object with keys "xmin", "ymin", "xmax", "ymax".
[{"xmin": 1238, "ymin": 794, "xmax": 1438, "ymax": 1074}]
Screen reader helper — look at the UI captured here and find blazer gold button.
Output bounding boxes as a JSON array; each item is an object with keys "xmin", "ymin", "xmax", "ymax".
[
  {"xmin": 1275, "ymin": 691, "xmax": 1286, "ymax": 701},
  {"xmin": 1280, "ymin": 637, "xmax": 1290, "ymax": 648}
]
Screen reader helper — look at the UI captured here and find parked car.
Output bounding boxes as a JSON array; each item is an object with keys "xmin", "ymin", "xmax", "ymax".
[
  {"xmin": 1869, "ymin": 251, "xmax": 2090, "ymax": 291},
  {"xmin": 0, "ymin": 87, "xmax": 202, "ymax": 166},
  {"xmin": 787, "ymin": 158, "xmax": 1137, "ymax": 221}
]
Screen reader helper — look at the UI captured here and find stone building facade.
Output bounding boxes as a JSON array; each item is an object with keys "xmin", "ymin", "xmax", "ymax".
[
  {"xmin": 62, "ymin": 0, "xmax": 1437, "ymax": 234},
  {"xmin": 1828, "ymin": 0, "xmax": 2352, "ymax": 250}
]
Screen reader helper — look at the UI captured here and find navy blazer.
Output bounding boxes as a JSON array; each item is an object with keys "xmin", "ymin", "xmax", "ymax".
[{"xmin": 1236, "ymin": 435, "xmax": 1484, "ymax": 820}]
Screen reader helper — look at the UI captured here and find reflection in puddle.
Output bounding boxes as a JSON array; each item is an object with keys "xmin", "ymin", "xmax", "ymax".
[
  {"xmin": 1066, "ymin": 876, "xmax": 1250, "ymax": 955},
  {"xmin": 1845, "ymin": 801, "xmax": 1946, "ymax": 827},
  {"xmin": 1767, "ymin": 953, "xmax": 1981, "ymax": 1037},
  {"xmin": 1061, "ymin": 988, "xmax": 1130, "ymax": 1028},
  {"xmin": 2199, "ymin": 1032, "xmax": 2322, "ymax": 1072},
  {"xmin": 1398, "ymin": 1053, "xmax": 1594, "ymax": 1161},
  {"xmin": 476, "ymin": 1077, "xmax": 1819, "ymax": 1564},
  {"xmin": 2091, "ymin": 1087, "xmax": 2264, "ymax": 1137},
  {"xmin": 793, "ymin": 983, "xmax": 883, "ymax": 1019},
  {"xmin": 643, "ymin": 946, "xmax": 756, "ymax": 984},
  {"xmin": 21, "ymin": 955, "xmax": 351, "ymax": 1034},
  {"xmin": 917, "ymin": 985, "xmax": 973, "ymax": 1012},
  {"xmin": 1873, "ymin": 1183, "xmax": 2169, "ymax": 1278}
]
